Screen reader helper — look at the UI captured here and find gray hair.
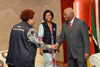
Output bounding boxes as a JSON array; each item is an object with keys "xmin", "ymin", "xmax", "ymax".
[{"xmin": 64, "ymin": 8, "xmax": 74, "ymax": 15}]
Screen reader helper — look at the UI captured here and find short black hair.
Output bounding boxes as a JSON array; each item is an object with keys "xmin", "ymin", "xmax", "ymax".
[{"xmin": 43, "ymin": 10, "xmax": 54, "ymax": 21}]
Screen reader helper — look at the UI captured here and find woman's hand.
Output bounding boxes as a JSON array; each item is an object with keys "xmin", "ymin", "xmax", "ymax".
[{"xmin": 40, "ymin": 48, "xmax": 43, "ymax": 56}]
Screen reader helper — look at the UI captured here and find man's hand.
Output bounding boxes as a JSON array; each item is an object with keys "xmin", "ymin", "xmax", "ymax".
[
  {"xmin": 51, "ymin": 44, "xmax": 58, "ymax": 50},
  {"xmin": 84, "ymin": 53, "xmax": 89, "ymax": 60}
]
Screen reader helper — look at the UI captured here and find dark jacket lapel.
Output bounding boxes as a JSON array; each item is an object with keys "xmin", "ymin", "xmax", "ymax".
[
  {"xmin": 65, "ymin": 21, "xmax": 70, "ymax": 34},
  {"xmin": 70, "ymin": 17, "xmax": 78, "ymax": 31}
]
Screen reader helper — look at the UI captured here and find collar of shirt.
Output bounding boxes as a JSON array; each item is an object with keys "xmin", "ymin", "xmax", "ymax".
[{"xmin": 69, "ymin": 17, "xmax": 75, "ymax": 24}]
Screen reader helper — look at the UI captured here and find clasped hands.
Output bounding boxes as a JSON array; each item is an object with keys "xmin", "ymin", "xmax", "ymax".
[
  {"xmin": 51, "ymin": 43, "xmax": 58, "ymax": 50},
  {"xmin": 40, "ymin": 43, "xmax": 59, "ymax": 56}
]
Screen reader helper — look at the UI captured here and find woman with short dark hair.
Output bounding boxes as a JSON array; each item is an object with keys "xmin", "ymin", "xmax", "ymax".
[
  {"xmin": 38, "ymin": 10, "xmax": 57, "ymax": 67},
  {"xmin": 6, "ymin": 9, "xmax": 51, "ymax": 67}
]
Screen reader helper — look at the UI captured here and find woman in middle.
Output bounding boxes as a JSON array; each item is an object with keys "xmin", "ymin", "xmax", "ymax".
[{"xmin": 38, "ymin": 10, "xmax": 57, "ymax": 67}]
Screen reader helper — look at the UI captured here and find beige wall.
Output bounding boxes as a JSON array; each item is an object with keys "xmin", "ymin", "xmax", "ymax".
[{"xmin": 0, "ymin": 0, "xmax": 64, "ymax": 63}]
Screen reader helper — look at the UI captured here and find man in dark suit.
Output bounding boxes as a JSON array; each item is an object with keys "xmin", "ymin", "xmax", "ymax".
[{"xmin": 55, "ymin": 8, "xmax": 90, "ymax": 67}]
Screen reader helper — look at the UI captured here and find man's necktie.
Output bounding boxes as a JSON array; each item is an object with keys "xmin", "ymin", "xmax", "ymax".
[{"xmin": 69, "ymin": 23, "xmax": 71, "ymax": 29}]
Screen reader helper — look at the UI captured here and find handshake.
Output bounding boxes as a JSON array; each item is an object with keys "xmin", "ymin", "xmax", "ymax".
[
  {"xmin": 51, "ymin": 43, "xmax": 59, "ymax": 50},
  {"xmin": 40, "ymin": 43, "xmax": 59, "ymax": 55}
]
